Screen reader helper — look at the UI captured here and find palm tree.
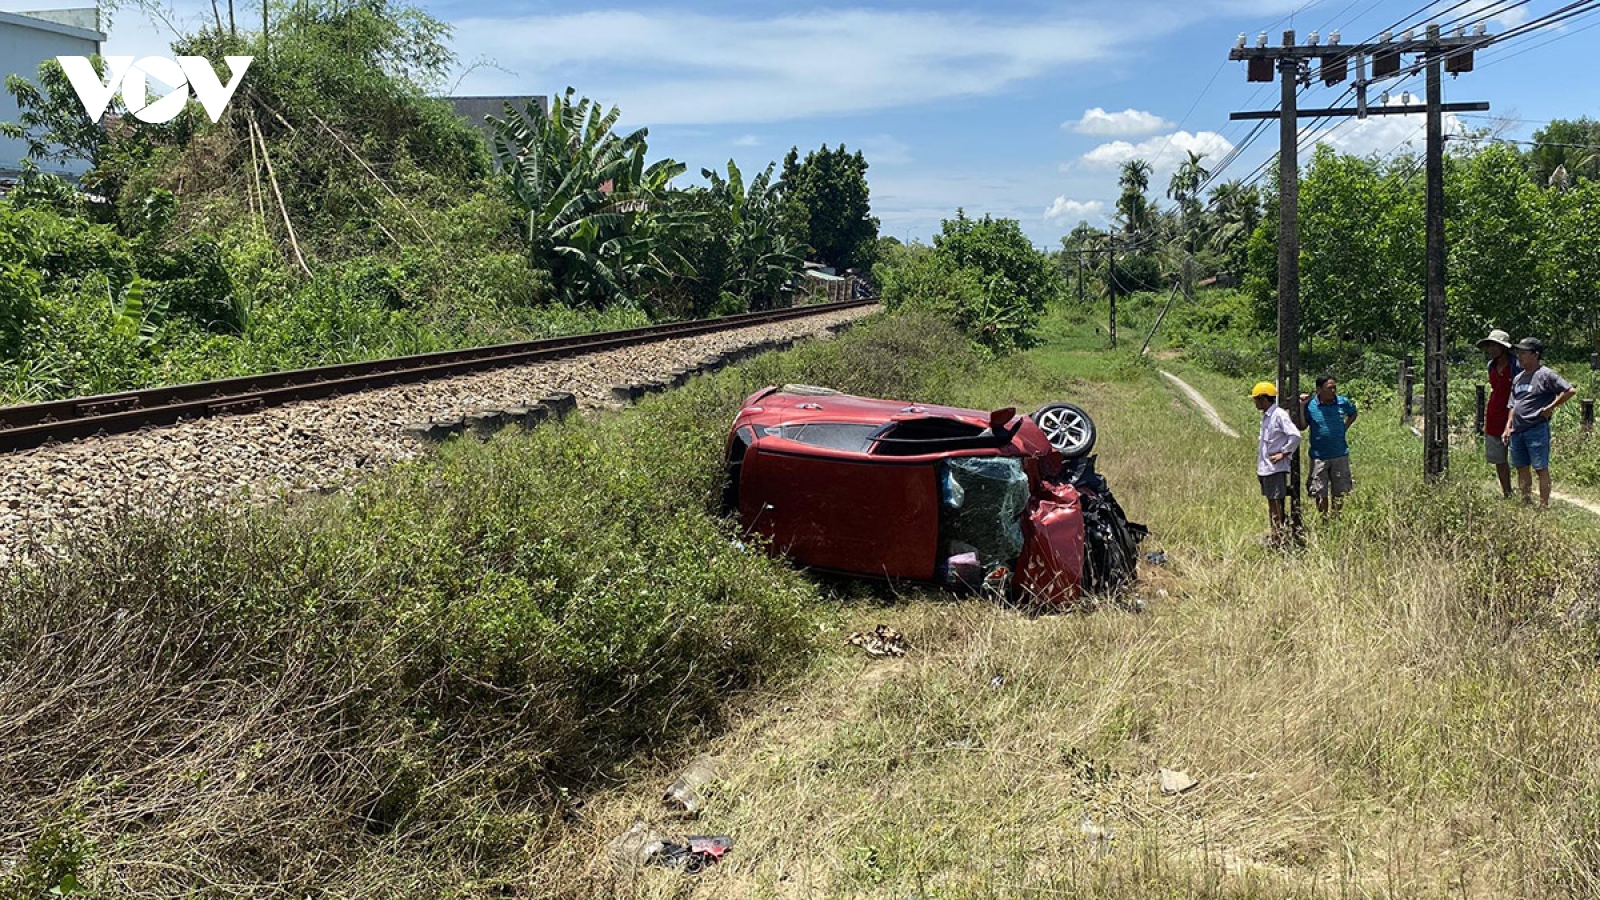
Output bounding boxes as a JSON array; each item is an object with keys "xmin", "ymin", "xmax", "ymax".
[
  {"xmin": 1167, "ymin": 151, "xmax": 1211, "ymax": 252},
  {"xmin": 1116, "ymin": 158, "xmax": 1153, "ymax": 237}
]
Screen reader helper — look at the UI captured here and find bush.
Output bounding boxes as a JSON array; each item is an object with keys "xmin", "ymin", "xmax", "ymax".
[{"xmin": 876, "ymin": 213, "xmax": 1061, "ymax": 356}]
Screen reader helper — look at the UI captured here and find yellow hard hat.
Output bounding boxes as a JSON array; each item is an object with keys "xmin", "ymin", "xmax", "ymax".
[{"xmin": 1250, "ymin": 381, "xmax": 1278, "ymax": 398}]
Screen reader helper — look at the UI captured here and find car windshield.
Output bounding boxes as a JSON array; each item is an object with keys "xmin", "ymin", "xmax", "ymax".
[{"xmin": 938, "ymin": 457, "xmax": 1028, "ymax": 585}]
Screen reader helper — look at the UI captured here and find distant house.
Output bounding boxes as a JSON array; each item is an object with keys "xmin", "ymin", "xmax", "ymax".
[
  {"xmin": 0, "ymin": 7, "xmax": 105, "ymax": 180},
  {"xmin": 448, "ymin": 95, "xmax": 547, "ymax": 149}
]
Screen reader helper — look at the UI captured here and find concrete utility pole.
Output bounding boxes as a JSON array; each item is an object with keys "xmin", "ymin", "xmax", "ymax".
[
  {"xmin": 1276, "ymin": 35, "xmax": 1303, "ymax": 538},
  {"xmin": 1229, "ymin": 26, "xmax": 1487, "ymax": 495},
  {"xmin": 1423, "ymin": 24, "xmax": 1449, "ymax": 481}
]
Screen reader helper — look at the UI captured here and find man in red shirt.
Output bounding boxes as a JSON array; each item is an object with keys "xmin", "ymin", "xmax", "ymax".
[{"xmin": 1477, "ymin": 328, "xmax": 1518, "ymax": 498}]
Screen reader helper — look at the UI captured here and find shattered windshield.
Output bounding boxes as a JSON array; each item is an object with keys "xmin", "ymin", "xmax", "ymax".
[{"xmin": 938, "ymin": 457, "xmax": 1028, "ymax": 586}]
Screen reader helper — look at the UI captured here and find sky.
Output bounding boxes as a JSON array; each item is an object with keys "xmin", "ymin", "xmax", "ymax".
[{"xmin": 7, "ymin": 0, "xmax": 1600, "ymax": 247}]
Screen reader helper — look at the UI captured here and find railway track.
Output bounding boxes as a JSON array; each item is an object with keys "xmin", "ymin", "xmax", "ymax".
[{"xmin": 0, "ymin": 299, "xmax": 874, "ymax": 454}]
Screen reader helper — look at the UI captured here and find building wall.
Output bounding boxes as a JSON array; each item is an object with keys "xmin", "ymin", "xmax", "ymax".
[{"xmin": 0, "ymin": 11, "xmax": 103, "ymax": 179}]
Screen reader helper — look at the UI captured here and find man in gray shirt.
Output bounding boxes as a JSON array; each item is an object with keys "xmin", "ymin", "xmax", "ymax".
[{"xmin": 1502, "ymin": 337, "xmax": 1578, "ymax": 508}]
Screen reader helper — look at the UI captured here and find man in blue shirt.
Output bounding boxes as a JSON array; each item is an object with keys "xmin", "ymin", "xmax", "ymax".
[{"xmin": 1299, "ymin": 373, "xmax": 1358, "ymax": 516}]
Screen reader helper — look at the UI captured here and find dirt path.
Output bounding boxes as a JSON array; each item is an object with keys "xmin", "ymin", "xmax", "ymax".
[{"xmin": 1159, "ymin": 370, "xmax": 1241, "ymax": 438}]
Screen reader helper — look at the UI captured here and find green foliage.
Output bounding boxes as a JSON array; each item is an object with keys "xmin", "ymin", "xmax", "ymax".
[
  {"xmin": 1528, "ymin": 117, "xmax": 1600, "ymax": 187},
  {"xmin": 1449, "ymin": 144, "xmax": 1543, "ymax": 342},
  {"xmin": 2, "ymin": 816, "xmax": 92, "ymax": 898},
  {"xmin": 1, "ymin": 58, "xmax": 107, "ymax": 170},
  {"xmin": 877, "ymin": 212, "xmax": 1060, "ymax": 355},
  {"xmin": 700, "ymin": 160, "xmax": 804, "ymax": 311},
  {"xmin": 489, "ymin": 88, "xmax": 693, "ymax": 311},
  {"xmin": 1297, "ymin": 145, "xmax": 1424, "ymax": 344},
  {"xmin": 780, "ymin": 144, "xmax": 879, "ymax": 271}
]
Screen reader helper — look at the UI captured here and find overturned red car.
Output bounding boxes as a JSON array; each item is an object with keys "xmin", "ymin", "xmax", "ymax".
[{"xmin": 723, "ymin": 386, "xmax": 1146, "ymax": 606}]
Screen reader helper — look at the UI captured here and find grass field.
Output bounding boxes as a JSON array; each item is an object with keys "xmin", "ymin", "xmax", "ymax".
[{"xmin": 525, "ymin": 308, "xmax": 1600, "ymax": 899}]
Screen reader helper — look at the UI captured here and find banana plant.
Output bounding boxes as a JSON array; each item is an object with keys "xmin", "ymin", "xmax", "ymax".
[
  {"xmin": 488, "ymin": 88, "xmax": 694, "ymax": 309},
  {"xmin": 108, "ymin": 277, "xmax": 167, "ymax": 347}
]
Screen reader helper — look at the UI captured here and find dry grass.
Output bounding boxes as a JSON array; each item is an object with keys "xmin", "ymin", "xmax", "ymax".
[{"xmin": 517, "ymin": 365, "xmax": 1600, "ymax": 899}]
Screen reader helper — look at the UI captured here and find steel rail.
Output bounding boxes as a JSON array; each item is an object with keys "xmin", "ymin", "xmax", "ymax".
[{"xmin": 0, "ymin": 299, "xmax": 876, "ymax": 453}]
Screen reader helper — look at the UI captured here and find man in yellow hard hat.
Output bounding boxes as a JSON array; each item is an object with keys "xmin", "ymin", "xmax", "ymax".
[{"xmin": 1253, "ymin": 380, "xmax": 1300, "ymax": 544}]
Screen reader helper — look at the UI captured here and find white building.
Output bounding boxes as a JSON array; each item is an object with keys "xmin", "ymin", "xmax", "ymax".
[{"xmin": 0, "ymin": 7, "xmax": 104, "ymax": 179}]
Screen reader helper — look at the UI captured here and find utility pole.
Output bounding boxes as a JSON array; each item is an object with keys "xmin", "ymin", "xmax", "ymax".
[
  {"xmin": 1230, "ymin": 25, "xmax": 1487, "ymax": 495},
  {"xmin": 1423, "ymin": 24, "xmax": 1449, "ymax": 481},
  {"xmin": 1107, "ymin": 228, "xmax": 1117, "ymax": 348},
  {"xmin": 1276, "ymin": 32, "xmax": 1303, "ymax": 539}
]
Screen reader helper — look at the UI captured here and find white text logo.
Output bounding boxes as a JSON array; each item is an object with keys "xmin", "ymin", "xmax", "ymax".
[{"xmin": 56, "ymin": 56, "xmax": 253, "ymax": 124}]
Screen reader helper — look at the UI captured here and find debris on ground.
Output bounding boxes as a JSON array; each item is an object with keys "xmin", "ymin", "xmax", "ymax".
[
  {"xmin": 988, "ymin": 673, "xmax": 1006, "ymax": 690},
  {"xmin": 657, "ymin": 835, "xmax": 735, "ymax": 875},
  {"xmin": 608, "ymin": 822, "xmax": 734, "ymax": 875},
  {"xmin": 846, "ymin": 624, "xmax": 907, "ymax": 658},
  {"xmin": 609, "ymin": 820, "xmax": 672, "ymax": 868},
  {"xmin": 1157, "ymin": 767, "xmax": 1199, "ymax": 795},
  {"xmin": 1144, "ymin": 550, "xmax": 1168, "ymax": 566},
  {"xmin": 1079, "ymin": 814, "xmax": 1114, "ymax": 858},
  {"xmin": 664, "ymin": 755, "xmax": 719, "ymax": 814}
]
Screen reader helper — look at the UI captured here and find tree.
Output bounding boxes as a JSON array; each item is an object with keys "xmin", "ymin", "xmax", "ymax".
[
  {"xmin": 1206, "ymin": 179, "xmax": 1260, "ymax": 283},
  {"xmin": 1528, "ymin": 117, "xmax": 1600, "ymax": 187},
  {"xmin": 701, "ymin": 160, "xmax": 804, "ymax": 311},
  {"xmin": 489, "ymin": 88, "xmax": 690, "ymax": 310},
  {"xmin": 1167, "ymin": 151, "xmax": 1210, "ymax": 253},
  {"xmin": 1448, "ymin": 143, "xmax": 1542, "ymax": 342},
  {"xmin": 1116, "ymin": 158, "xmax": 1153, "ymax": 237},
  {"xmin": 880, "ymin": 211, "xmax": 1060, "ymax": 354},
  {"xmin": 780, "ymin": 144, "xmax": 879, "ymax": 271}
]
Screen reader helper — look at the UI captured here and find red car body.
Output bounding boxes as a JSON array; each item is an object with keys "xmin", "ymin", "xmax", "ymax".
[{"xmin": 724, "ymin": 386, "xmax": 1142, "ymax": 606}]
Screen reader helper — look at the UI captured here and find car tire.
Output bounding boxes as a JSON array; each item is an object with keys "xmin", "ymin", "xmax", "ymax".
[{"xmin": 1031, "ymin": 403, "xmax": 1096, "ymax": 458}]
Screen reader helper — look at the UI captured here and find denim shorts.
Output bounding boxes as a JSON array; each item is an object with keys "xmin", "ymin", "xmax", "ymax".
[{"xmin": 1509, "ymin": 421, "xmax": 1551, "ymax": 470}]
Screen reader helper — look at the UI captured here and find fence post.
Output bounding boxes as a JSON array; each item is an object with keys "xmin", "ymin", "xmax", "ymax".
[
  {"xmin": 1584, "ymin": 399, "xmax": 1595, "ymax": 436},
  {"xmin": 1400, "ymin": 355, "xmax": 1416, "ymax": 423}
]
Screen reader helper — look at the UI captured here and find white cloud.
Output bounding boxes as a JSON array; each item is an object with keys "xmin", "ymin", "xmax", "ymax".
[
  {"xmin": 732, "ymin": 134, "xmax": 762, "ymax": 147},
  {"xmin": 447, "ymin": 9, "xmax": 1142, "ymax": 125},
  {"xmin": 1078, "ymin": 130, "xmax": 1235, "ymax": 179},
  {"xmin": 1447, "ymin": 0, "xmax": 1531, "ymax": 30},
  {"xmin": 857, "ymin": 134, "xmax": 912, "ymax": 166},
  {"xmin": 1043, "ymin": 197, "xmax": 1105, "ymax": 223},
  {"xmin": 1067, "ymin": 107, "xmax": 1172, "ymax": 136},
  {"xmin": 1316, "ymin": 95, "xmax": 1467, "ymax": 156}
]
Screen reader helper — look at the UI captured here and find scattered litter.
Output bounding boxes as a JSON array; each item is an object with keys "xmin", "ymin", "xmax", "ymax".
[
  {"xmin": 658, "ymin": 834, "xmax": 735, "ymax": 875},
  {"xmin": 1079, "ymin": 814, "xmax": 1114, "ymax": 858},
  {"xmin": 1158, "ymin": 768, "xmax": 1199, "ymax": 795},
  {"xmin": 608, "ymin": 822, "xmax": 734, "ymax": 875},
  {"xmin": 609, "ymin": 820, "xmax": 671, "ymax": 868},
  {"xmin": 988, "ymin": 673, "xmax": 1006, "ymax": 690},
  {"xmin": 847, "ymin": 625, "xmax": 906, "ymax": 658},
  {"xmin": 664, "ymin": 755, "xmax": 719, "ymax": 814},
  {"xmin": 1144, "ymin": 550, "xmax": 1168, "ymax": 566}
]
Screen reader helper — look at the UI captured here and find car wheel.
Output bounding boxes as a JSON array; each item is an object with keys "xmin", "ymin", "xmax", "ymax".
[
  {"xmin": 683, "ymin": 854, "xmax": 707, "ymax": 875},
  {"xmin": 1031, "ymin": 403, "xmax": 1096, "ymax": 457}
]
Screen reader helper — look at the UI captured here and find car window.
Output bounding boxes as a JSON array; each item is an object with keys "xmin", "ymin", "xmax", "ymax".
[
  {"xmin": 766, "ymin": 422, "xmax": 881, "ymax": 452},
  {"xmin": 938, "ymin": 457, "xmax": 1028, "ymax": 585}
]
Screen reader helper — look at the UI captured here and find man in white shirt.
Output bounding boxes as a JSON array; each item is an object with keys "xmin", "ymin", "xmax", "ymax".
[{"xmin": 1253, "ymin": 381, "xmax": 1301, "ymax": 545}]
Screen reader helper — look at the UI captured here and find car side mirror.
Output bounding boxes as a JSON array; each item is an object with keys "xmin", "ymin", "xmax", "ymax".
[{"xmin": 989, "ymin": 407, "xmax": 1018, "ymax": 440}]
